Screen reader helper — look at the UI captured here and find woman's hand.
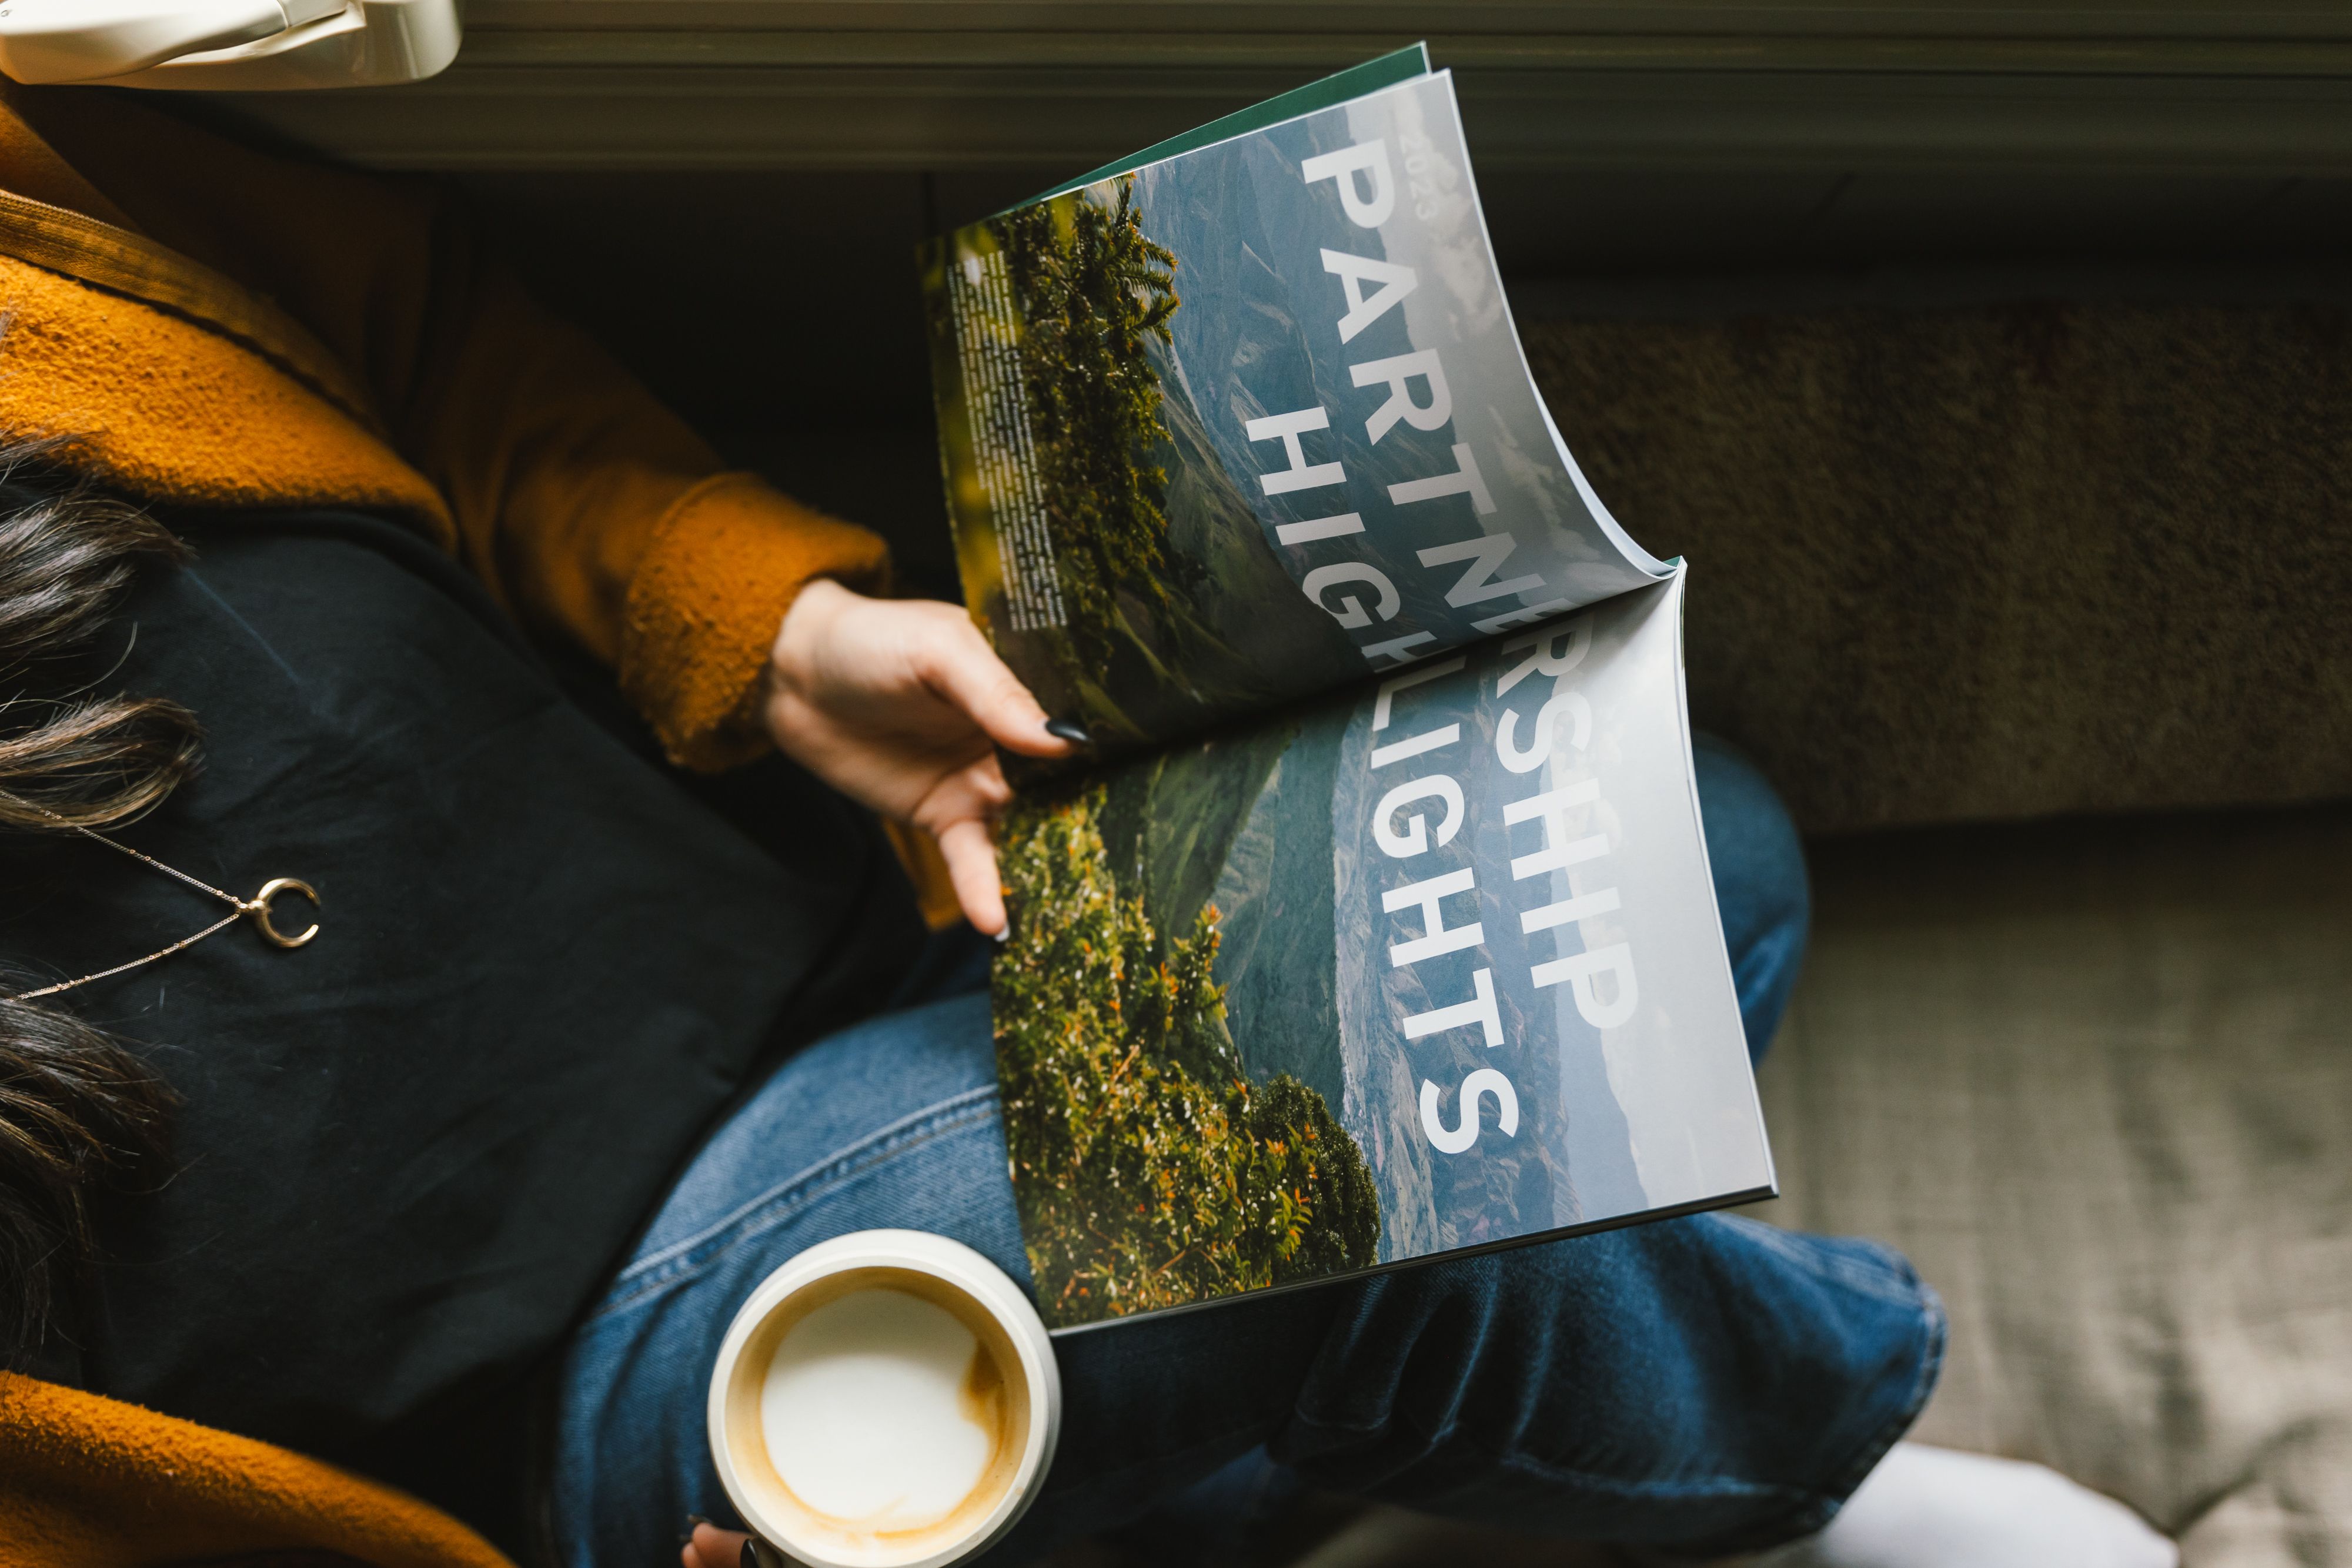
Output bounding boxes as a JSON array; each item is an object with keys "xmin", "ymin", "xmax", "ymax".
[
  {"xmin": 682, "ymin": 1519, "xmax": 751, "ymax": 1568},
  {"xmin": 764, "ymin": 579, "xmax": 1072, "ymax": 935}
]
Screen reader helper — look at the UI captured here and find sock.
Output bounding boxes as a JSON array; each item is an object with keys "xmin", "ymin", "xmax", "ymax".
[{"xmin": 1754, "ymin": 1443, "xmax": 2178, "ymax": 1568}]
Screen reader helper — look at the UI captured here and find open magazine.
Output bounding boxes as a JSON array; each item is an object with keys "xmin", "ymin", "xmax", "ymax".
[{"xmin": 918, "ymin": 45, "xmax": 1774, "ymax": 1333}]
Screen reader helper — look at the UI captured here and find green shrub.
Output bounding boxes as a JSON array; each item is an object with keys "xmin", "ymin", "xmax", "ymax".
[{"xmin": 994, "ymin": 785, "xmax": 1379, "ymax": 1327}]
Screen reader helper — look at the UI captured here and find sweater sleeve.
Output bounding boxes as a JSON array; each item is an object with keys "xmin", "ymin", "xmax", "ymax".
[
  {"xmin": 390, "ymin": 260, "xmax": 893, "ymax": 770},
  {"xmin": 0, "ymin": 1371, "xmax": 514, "ymax": 1568},
  {"xmin": 3, "ymin": 86, "xmax": 888, "ymax": 770}
]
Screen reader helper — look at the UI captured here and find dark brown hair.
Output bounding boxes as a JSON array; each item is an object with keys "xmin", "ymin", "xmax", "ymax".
[{"xmin": 0, "ymin": 437, "xmax": 190, "ymax": 1361}]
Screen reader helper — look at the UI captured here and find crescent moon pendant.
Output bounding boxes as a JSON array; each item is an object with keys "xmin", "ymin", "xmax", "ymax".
[{"xmin": 248, "ymin": 877, "xmax": 321, "ymax": 949}]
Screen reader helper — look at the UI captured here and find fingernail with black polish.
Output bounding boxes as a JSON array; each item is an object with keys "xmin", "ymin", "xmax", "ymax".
[
  {"xmin": 1044, "ymin": 718, "xmax": 1090, "ymax": 747},
  {"xmin": 741, "ymin": 1542, "xmax": 767, "ymax": 1568}
]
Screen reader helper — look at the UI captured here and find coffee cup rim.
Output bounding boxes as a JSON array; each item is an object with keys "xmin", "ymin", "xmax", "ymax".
[{"xmin": 706, "ymin": 1229, "xmax": 1061, "ymax": 1568}]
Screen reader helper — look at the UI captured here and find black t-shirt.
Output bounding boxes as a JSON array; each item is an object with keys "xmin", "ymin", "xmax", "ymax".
[{"xmin": 1, "ymin": 510, "xmax": 923, "ymax": 1546}]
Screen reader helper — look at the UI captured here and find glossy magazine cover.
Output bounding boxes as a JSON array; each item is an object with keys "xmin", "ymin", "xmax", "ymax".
[{"xmin": 921, "ymin": 56, "xmax": 1770, "ymax": 1331}]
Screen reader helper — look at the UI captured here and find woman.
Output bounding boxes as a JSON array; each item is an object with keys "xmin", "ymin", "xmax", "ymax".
[{"xmin": 0, "ymin": 85, "xmax": 2167, "ymax": 1568}]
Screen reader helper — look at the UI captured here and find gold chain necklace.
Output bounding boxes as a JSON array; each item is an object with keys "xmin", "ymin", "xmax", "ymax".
[{"xmin": 7, "ymin": 810, "xmax": 319, "ymax": 1003}]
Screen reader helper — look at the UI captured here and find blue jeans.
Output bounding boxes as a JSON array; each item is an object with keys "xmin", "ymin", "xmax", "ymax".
[{"xmin": 553, "ymin": 737, "xmax": 1943, "ymax": 1564}]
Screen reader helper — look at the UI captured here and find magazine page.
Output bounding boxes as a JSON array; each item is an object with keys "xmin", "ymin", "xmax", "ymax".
[
  {"xmin": 991, "ymin": 568, "xmax": 1772, "ymax": 1332},
  {"xmin": 921, "ymin": 66, "xmax": 1667, "ymax": 763}
]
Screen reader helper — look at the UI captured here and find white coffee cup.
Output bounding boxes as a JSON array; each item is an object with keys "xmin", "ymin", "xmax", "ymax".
[{"xmin": 707, "ymin": 1230, "xmax": 1061, "ymax": 1568}]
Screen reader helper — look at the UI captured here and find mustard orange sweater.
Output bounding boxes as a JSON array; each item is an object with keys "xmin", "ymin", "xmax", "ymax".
[
  {"xmin": 0, "ymin": 1372, "xmax": 513, "ymax": 1568},
  {"xmin": 0, "ymin": 85, "xmax": 935, "ymax": 1567}
]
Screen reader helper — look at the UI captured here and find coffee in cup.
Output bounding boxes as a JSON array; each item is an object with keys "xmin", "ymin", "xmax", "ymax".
[{"xmin": 708, "ymin": 1230, "xmax": 1061, "ymax": 1568}]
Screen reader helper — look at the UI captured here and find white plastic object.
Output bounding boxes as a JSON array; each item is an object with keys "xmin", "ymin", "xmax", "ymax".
[{"xmin": 0, "ymin": 0, "xmax": 457, "ymax": 89}]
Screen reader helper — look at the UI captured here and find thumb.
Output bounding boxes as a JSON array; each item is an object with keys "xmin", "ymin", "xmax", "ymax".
[{"xmin": 685, "ymin": 1522, "xmax": 750, "ymax": 1568}]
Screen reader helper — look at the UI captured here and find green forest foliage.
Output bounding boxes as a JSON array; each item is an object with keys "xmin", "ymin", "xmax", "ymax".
[
  {"xmin": 994, "ymin": 785, "xmax": 1381, "ymax": 1328},
  {"xmin": 988, "ymin": 179, "xmax": 1186, "ymax": 678}
]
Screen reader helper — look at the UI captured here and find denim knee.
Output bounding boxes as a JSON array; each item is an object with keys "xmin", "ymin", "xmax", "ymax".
[
  {"xmin": 1692, "ymin": 733, "xmax": 1810, "ymax": 1063},
  {"xmin": 1272, "ymin": 1212, "xmax": 1941, "ymax": 1551}
]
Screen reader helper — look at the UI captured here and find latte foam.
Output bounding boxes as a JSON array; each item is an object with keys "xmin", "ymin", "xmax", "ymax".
[{"xmin": 759, "ymin": 1287, "xmax": 1008, "ymax": 1536}]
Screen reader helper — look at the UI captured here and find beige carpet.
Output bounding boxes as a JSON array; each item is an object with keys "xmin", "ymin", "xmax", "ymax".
[
  {"xmin": 1522, "ymin": 302, "xmax": 2352, "ymax": 834},
  {"xmin": 1758, "ymin": 801, "xmax": 2352, "ymax": 1565}
]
